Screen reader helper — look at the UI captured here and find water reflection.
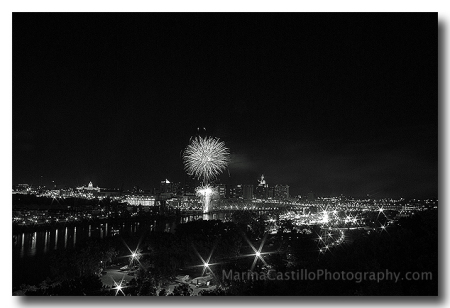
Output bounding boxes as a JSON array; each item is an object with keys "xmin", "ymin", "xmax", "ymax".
[
  {"xmin": 13, "ymin": 213, "xmax": 233, "ymax": 260},
  {"xmin": 54, "ymin": 229, "xmax": 58, "ymax": 250},
  {"xmin": 20, "ymin": 233, "xmax": 25, "ymax": 258},
  {"xmin": 64, "ymin": 227, "xmax": 68, "ymax": 248},
  {"xmin": 44, "ymin": 231, "xmax": 48, "ymax": 254},
  {"xmin": 30, "ymin": 232, "xmax": 36, "ymax": 256}
]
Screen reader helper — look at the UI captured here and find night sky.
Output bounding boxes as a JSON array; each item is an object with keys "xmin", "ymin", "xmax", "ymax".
[{"xmin": 13, "ymin": 13, "xmax": 437, "ymax": 198}]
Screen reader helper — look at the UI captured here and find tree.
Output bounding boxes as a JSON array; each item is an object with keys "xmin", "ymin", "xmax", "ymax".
[{"xmin": 169, "ymin": 283, "xmax": 193, "ymax": 296}]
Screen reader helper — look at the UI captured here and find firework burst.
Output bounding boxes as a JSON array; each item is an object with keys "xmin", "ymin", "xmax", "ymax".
[{"xmin": 183, "ymin": 136, "xmax": 230, "ymax": 184}]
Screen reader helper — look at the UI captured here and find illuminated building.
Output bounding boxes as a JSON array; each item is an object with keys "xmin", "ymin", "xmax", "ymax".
[
  {"xmin": 159, "ymin": 179, "xmax": 181, "ymax": 196},
  {"xmin": 125, "ymin": 194, "xmax": 156, "ymax": 207},
  {"xmin": 225, "ymin": 184, "xmax": 235, "ymax": 198},
  {"xmin": 243, "ymin": 185, "xmax": 254, "ymax": 200},
  {"xmin": 160, "ymin": 179, "xmax": 172, "ymax": 193},
  {"xmin": 76, "ymin": 181, "xmax": 100, "ymax": 195},
  {"xmin": 16, "ymin": 183, "xmax": 30, "ymax": 190},
  {"xmin": 235, "ymin": 184, "xmax": 243, "ymax": 199},
  {"xmin": 14, "ymin": 184, "xmax": 31, "ymax": 194},
  {"xmin": 255, "ymin": 174, "xmax": 269, "ymax": 199},
  {"xmin": 268, "ymin": 186, "xmax": 275, "ymax": 199},
  {"xmin": 274, "ymin": 184, "xmax": 289, "ymax": 200},
  {"xmin": 98, "ymin": 188, "xmax": 121, "ymax": 197},
  {"xmin": 217, "ymin": 184, "xmax": 227, "ymax": 199}
]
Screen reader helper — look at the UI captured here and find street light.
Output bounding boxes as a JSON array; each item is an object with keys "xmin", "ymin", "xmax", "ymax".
[{"xmin": 111, "ymin": 277, "xmax": 126, "ymax": 296}]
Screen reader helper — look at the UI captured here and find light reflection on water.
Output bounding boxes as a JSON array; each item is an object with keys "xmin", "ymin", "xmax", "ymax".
[
  {"xmin": 54, "ymin": 229, "xmax": 58, "ymax": 250},
  {"xmin": 14, "ymin": 221, "xmax": 153, "ymax": 259},
  {"xmin": 43, "ymin": 231, "xmax": 48, "ymax": 254},
  {"xmin": 13, "ymin": 213, "xmax": 232, "ymax": 259},
  {"xmin": 13, "ymin": 212, "xmax": 235, "ymax": 289},
  {"xmin": 64, "ymin": 227, "xmax": 68, "ymax": 248}
]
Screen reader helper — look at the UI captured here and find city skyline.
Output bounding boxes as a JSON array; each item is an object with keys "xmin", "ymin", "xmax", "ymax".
[{"xmin": 13, "ymin": 13, "xmax": 437, "ymax": 199}]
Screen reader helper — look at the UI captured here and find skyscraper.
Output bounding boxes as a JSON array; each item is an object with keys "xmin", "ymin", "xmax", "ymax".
[
  {"xmin": 217, "ymin": 184, "xmax": 227, "ymax": 199},
  {"xmin": 255, "ymin": 174, "xmax": 269, "ymax": 199},
  {"xmin": 243, "ymin": 185, "xmax": 254, "ymax": 200},
  {"xmin": 274, "ymin": 184, "xmax": 289, "ymax": 200}
]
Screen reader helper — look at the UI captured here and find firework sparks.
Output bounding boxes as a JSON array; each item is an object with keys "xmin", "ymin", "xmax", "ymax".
[
  {"xmin": 183, "ymin": 136, "xmax": 230, "ymax": 184},
  {"xmin": 183, "ymin": 135, "xmax": 229, "ymax": 213},
  {"xmin": 196, "ymin": 185, "xmax": 216, "ymax": 213}
]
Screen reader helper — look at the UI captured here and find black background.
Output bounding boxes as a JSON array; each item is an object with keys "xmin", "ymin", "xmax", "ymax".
[{"xmin": 13, "ymin": 13, "xmax": 437, "ymax": 198}]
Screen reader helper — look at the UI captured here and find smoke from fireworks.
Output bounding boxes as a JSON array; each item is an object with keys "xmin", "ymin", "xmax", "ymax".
[{"xmin": 183, "ymin": 136, "xmax": 230, "ymax": 184}]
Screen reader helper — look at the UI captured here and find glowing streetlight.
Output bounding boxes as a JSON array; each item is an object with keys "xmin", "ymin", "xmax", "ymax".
[
  {"xmin": 111, "ymin": 277, "xmax": 126, "ymax": 296},
  {"xmin": 192, "ymin": 244, "xmax": 215, "ymax": 276},
  {"xmin": 242, "ymin": 233, "xmax": 269, "ymax": 271}
]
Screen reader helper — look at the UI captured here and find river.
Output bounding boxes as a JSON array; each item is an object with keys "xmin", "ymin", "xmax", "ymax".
[{"xmin": 12, "ymin": 212, "xmax": 232, "ymax": 288}]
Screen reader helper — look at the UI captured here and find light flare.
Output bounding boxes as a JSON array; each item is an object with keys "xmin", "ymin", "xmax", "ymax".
[{"xmin": 111, "ymin": 277, "xmax": 127, "ymax": 296}]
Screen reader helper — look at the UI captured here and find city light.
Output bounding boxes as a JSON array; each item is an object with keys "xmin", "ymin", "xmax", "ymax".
[
  {"xmin": 322, "ymin": 210, "xmax": 329, "ymax": 224},
  {"xmin": 192, "ymin": 244, "xmax": 216, "ymax": 276},
  {"xmin": 122, "ymin": 241, "xmax": 142, "ymax": 267},
  {"xmin": 11, "ymin": 13, "xmax": 438, "ymax": 297},
  {"xmin": 240, "ymin": 233, "xmax": 269, "ymax": 271},
  {"xmin": 111, "ymin": 277, "xmax": 126, "ymax": 296}
]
